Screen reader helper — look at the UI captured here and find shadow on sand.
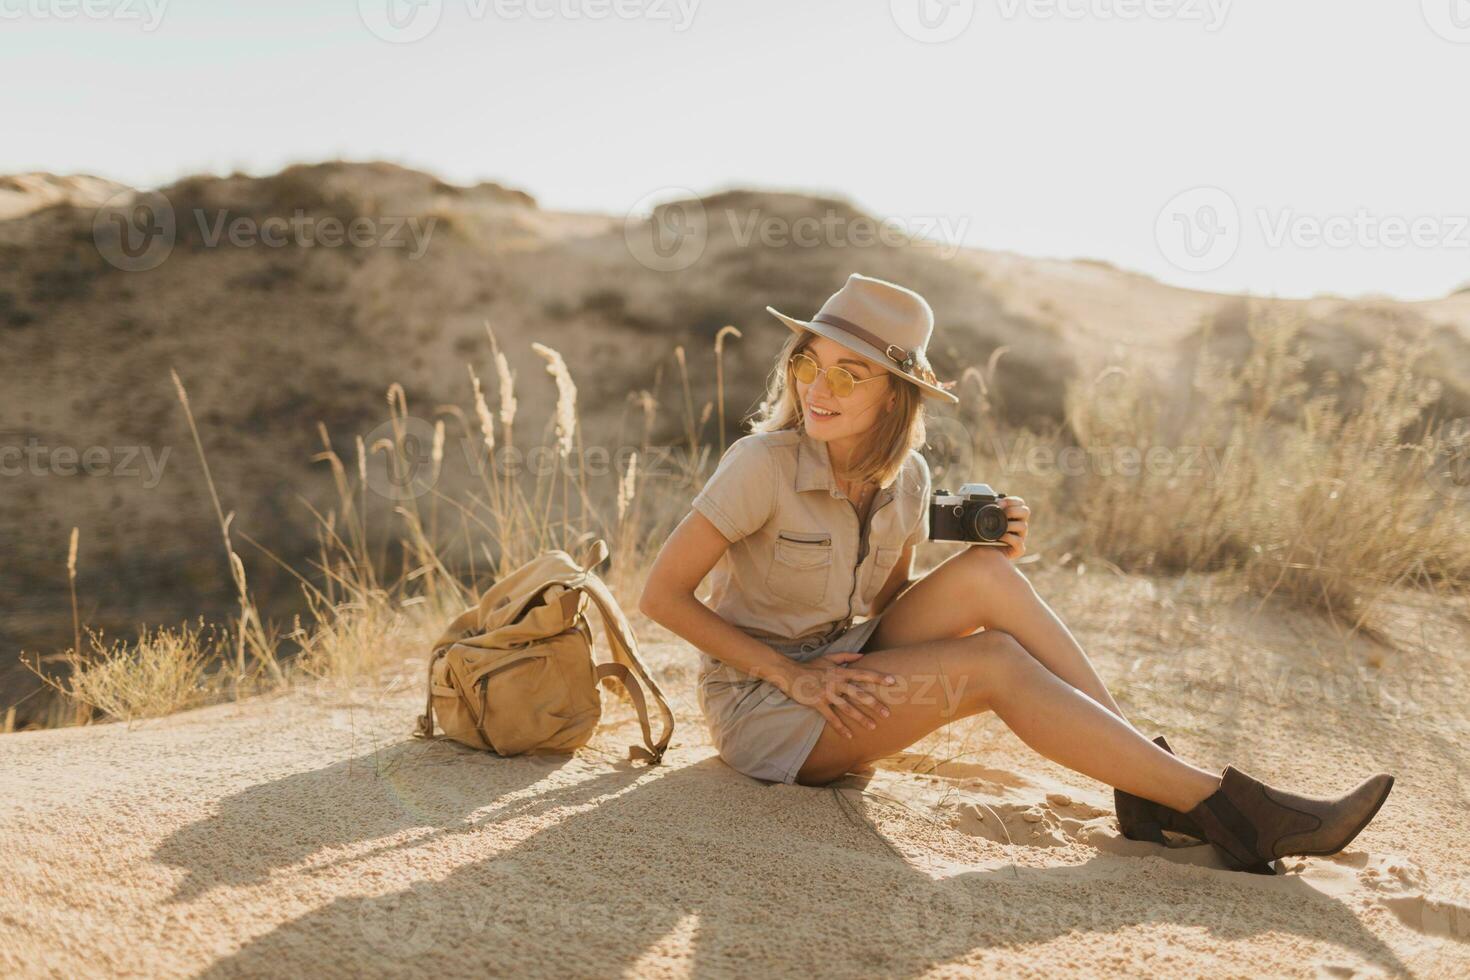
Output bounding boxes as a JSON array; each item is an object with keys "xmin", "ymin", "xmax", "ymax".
[{"xmin": 154, "ymin": 742, "xmax": 1411, "ymax": 977}]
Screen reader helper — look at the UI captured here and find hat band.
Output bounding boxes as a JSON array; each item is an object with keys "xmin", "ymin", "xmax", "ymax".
[{"xmin": 810, "ymin": 313, "xmax": 918, "ymax": 374}]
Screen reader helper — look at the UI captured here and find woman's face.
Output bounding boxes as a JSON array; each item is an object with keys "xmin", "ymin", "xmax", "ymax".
[{"xmin": 793, "ymin": 334, "xmax": 893, "ymax": 442}]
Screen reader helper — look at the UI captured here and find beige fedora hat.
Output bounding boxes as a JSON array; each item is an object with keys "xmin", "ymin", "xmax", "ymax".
[{"xmin": 766, "ymin": 273, "xmax": 959, "ymax": 404}]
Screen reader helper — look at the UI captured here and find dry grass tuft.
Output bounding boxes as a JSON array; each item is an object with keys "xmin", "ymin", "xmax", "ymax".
[{"xmin": 30, "ymin": 621, "xmax": 224, "ymax": 723}]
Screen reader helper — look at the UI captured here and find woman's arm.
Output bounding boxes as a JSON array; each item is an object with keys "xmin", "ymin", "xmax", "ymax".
[
  {"xmin": 638, "ymin": 511, "xmax": 803, "ymax": 689},
  {"xmin": 639, "ymin": 510, "xmax": 894, "ymax": 737},
  {"xmin": 871, "ymin": 542, "xmax": 917, "ymax": 616}
]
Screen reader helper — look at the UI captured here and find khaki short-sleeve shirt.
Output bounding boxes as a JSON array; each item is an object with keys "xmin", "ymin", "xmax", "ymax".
[{"xmin": 690, "ymin": 428, "xmax": 931, "ymax": 646}]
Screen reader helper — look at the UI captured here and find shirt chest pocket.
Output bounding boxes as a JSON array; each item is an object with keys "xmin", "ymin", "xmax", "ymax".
[
  {"xmin": 765, "ymin": 531, "xmax": 831, "ymax": 606},
  {"xmin": 862, "ymin": 545, "xmax": 902, "ymax": 607}
]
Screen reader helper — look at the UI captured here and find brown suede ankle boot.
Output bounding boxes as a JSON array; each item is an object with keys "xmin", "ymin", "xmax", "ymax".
[
  {"xmin": 1185, "ymin": 765, "xmax": 1395, "ymax": 872},
  {"xmin": 1114, "ymin": 735, "xmax": 1207, "ymax": 844}
]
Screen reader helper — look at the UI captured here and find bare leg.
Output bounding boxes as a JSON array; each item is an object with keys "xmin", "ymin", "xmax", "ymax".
[
  {"xmin": 797, "ymin": 630, "xmax": 1220, "ymax": 813},
  {"xmin": 872, "ymin": 546, "xmax": 1127, "ymax": 717}
]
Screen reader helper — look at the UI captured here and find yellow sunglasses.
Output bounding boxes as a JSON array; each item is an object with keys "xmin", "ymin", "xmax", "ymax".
[{"xmin": 789, "ymin": 352, "xmax": 886, "ymax": 398}]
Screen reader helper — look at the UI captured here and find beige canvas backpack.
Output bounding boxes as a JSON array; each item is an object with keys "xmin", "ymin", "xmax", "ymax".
[{"xmin": 414, "ymin": 539, "xmax": 674, "ymax": 763}]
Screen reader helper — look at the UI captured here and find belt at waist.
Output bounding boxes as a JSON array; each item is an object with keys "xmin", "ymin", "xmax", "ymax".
[
  {"xmin": 697, "ymin": 617, "xmax": 859, "ymax": 681},
  {"xmin": 746, "ymin": 617, "xmax": 856, "ymax": 654}
]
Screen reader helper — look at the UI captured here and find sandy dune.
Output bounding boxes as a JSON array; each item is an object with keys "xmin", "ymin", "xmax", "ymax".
[
  {"xmin": 3, "ymin": 567, "xmax": 1468, "ymax": 978},
  {"xmin": 0, "ymin": 173, "xmax": 124, "ymax": 221}
]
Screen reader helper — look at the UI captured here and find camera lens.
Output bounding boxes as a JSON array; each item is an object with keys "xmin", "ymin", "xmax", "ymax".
[{"xmin": 971, "ymin": 504, "xmax": 1008, "ymax": 542}]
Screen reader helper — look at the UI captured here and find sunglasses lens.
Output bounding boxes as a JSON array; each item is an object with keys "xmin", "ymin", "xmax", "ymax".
[
  {"xmin": 831, "ymin": 368, "xmax": 855, "ymax": 397},
  {"xmin": 793, "ymin": 355, "xmax": 863, "ymax": 397}
]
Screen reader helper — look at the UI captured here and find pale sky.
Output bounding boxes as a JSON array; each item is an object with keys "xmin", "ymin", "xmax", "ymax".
[{"xmin": 4, "ymin": 0, "xmax": 1468, "ymax": 300}]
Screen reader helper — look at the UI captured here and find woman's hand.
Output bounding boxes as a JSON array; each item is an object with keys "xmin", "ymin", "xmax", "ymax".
[
  {"xmin": 998, "ymin": 495, "xmax": 1030, "ymax": 560},
  {"xmin": 776, "ymin": 652, "xmax": 895, "ymax": 739}
]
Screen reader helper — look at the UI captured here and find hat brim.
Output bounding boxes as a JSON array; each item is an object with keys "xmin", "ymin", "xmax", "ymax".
[{"xmin": 765, "ymin": 306, "xmax": 959, "ymax": 404}]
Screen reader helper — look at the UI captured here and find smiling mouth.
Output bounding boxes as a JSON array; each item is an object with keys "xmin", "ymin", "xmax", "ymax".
[{"xmin": 808, "ymin": 404, "xmax": 840, "ymax": 419}]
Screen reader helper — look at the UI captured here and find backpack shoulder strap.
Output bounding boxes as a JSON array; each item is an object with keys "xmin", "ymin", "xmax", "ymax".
[
  {"xmin": 593, "ymin": 662, "xmax": 665, "ymax": 764},
  {"xmin": 414, "ymin": 647, "xmax": 446, "ymax": 740},
  {"xmin": 575, "ymin": 541, "xmax": 674, "ymax": 764}
]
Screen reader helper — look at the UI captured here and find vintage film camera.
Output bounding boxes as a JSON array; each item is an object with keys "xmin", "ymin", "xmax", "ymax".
[{"xmin": 929, "ymin": 484, "xmax": 1010, "ymax": 545}]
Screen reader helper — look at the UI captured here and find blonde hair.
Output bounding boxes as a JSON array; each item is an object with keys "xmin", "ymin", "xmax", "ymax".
[{"xmin": 747, "ymin": 329, "xmax": 937, "ymax": 488}]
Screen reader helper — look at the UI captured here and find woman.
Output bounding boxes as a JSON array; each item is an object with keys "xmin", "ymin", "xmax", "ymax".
[{"xmin": 638, "ymin": 273, "xmax": 1394, "ymax": 873}]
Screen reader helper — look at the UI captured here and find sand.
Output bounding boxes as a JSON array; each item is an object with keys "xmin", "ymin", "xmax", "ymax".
[{"xmin": 2, "ymin": 567, "xmax": 1468, "ymax": 978}]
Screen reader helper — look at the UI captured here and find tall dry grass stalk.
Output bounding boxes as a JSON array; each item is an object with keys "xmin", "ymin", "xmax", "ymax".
[
  {"xmin": 715, "ymin": 325, "xmax": 742, "ymax": 456},
  {"xmin": 66, "ymin": 526, "xmax": 83, "ymax": 724},
  {"xmin": 960, "ymin": 345, "xmax": 1010, "ymax": 454},
  {"xmin": 531, "ymin": 341, "xmax": 584, "ymax": 550},
  {"xmin": 67, "ymin": 527, "xmax": 80, "ymax": 658},
  {"xmin": 470, "ymin": 366, "xmax": 496, "ymax": 458},
  {"xmin": 674, "ymin": 345, "xmax": 700, "ymax": 463},
  {"xmin": 490, "ymin": 322, "xmax": 518, "ymax": 531},
  {"xmin": 65, "ymin": 528, "xmax": 87, "ymax": 728},
  {"xmin": 170, "ymin": 369, "xmax": 283, "ymax": 687}
]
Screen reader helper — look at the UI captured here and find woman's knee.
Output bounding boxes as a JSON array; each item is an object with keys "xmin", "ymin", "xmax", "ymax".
[
  {"xmin": 956, "ymin": 548, "xmax": 1035, "ymax": 629},
  {"xmin": 959, "ymin": 545, "xmax": 1025, "ymax": 588}
]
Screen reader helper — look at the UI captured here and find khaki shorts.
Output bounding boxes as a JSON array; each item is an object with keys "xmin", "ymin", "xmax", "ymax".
[{"xmin": 697, "ymin": 615, "xmax": 886, "ymax": 784}]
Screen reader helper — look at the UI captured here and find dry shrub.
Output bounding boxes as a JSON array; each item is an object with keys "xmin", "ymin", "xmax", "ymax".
[
  {"xmin": 33, "ymin": 621, "xmax": 225, "ymax": 723},
  {"xmin": 1062, "ymin": 301, "xmax": 1470, "ymax": 628}
]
